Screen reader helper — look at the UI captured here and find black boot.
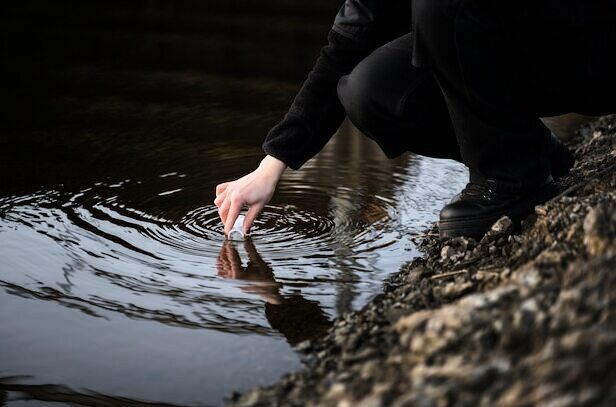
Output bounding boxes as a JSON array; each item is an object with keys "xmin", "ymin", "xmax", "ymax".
[
  {"xmin": 439, "ymin": 177, "xmax": 559, "ymax": 239},
  {"xmin": 448, "ymin": 133, "xmax": 573, "ymax": 207}
]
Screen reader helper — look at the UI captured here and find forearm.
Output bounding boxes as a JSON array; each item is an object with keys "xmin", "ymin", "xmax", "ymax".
[
  {"xmin": 263, "ymin": 1, "xmax": 414, "ymax": 170},
  {"xmin": 217, "ymin": 2, "xmax": 413, "ymax": 233},
  {"xmin": 263, "ymin": 29, "xmax": 376, "ymax": 170}
]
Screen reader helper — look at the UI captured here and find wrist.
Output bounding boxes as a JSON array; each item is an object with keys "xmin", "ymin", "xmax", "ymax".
[{"xmin": 259, "ymin": 155, "xmax": 287, "ymax": 179}]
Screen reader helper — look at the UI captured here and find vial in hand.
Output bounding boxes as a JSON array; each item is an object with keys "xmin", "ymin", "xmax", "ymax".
[{"xmin": 227, "ymin": 214, "xmax": 246, "ymax": 241}]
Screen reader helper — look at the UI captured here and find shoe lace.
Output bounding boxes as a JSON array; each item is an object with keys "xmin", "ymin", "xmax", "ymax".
[
  {"xmin": 460, "ymin": 182, "xmax": 490, "ymax": 199},
  {"xmin": 453, "ymin": 180, "xmax": 529, "ymax": 204}
]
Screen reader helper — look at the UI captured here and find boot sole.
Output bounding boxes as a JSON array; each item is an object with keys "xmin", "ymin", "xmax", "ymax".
[{"xmin": 438, "ymin": 182, "xmax": 559, "ymax": 240}]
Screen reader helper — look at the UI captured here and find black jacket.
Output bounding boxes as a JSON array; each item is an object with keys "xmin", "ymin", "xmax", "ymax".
[
  {"xmin": 261, "ymin": 0, "xmax": 616, "ymax": 170},
  {"xmin": 262, "ymin": 1, "xmax": 412, "ymax": 170}
]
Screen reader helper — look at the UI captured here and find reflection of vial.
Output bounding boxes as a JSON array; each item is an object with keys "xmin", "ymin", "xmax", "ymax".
[{"xmin": 227, "ymin": 214, "xmax": 246, "ymax": 241}]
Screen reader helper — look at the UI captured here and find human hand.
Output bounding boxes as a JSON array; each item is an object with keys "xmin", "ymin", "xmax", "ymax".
[{"xmin": 214, "ymin": 155, "xmax": 286, "ymax": 235}]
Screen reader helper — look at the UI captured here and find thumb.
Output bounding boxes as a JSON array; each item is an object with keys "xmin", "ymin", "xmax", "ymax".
[{"xmin": 243, "ymin": 203, "xmax": 265, "ymax": 234}]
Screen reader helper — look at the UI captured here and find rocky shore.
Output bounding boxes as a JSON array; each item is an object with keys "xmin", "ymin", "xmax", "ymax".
[{"xmin": 230, "ymin": 115, "xmax": 616, "ymax": 407}]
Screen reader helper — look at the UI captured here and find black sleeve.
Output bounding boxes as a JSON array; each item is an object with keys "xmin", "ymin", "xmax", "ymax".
[{"xmin": 262, "ymin": 1, "xmax": 413, "ymax": 170}]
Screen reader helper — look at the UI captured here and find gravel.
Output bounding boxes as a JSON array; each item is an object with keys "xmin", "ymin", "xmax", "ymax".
[{"xmin": 229, "ymin": 115, "xmax": 616, "ymax": 407}]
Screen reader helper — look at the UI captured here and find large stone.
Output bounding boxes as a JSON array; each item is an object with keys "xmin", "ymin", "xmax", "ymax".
[
  {"xmin": 483, "ymin": 216, "xmax": 514, "ymax": 241},
  {"xmin": 583, "ymin": 199, "xmax": 616, "ymax": 256}
]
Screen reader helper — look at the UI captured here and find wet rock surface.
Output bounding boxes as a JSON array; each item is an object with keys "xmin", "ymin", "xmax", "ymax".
[{"xmin": 229, "ymin": 116, "xmax": 616, "ymax": 407}]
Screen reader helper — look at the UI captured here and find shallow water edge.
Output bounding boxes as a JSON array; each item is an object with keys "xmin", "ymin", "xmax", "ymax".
[{"xmin": 0, "ymin": 65, "xmax": 469, "ymax": 406}]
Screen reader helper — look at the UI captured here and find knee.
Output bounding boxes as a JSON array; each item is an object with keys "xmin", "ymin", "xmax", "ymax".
[{"xmin": 337, "ymin": 64, "xmax": 380, "ymax": 128}]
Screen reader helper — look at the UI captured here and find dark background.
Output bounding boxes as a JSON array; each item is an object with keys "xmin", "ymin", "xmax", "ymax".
[
  {"xmin": 2, "ymin": 0, "xmax": 340, "ymax": 82},
  {"xmin": 0, "ymin": 1, "xmax": 345, "ymax": 196}
]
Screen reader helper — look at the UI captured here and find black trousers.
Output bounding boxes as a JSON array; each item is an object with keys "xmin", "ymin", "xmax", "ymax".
[{"xmin": 337, "ymin": 2, "xmax": 616, "ymax": 191}]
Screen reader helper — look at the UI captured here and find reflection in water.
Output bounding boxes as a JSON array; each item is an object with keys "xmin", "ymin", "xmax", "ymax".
[
  {"xmin": 217, "ymin": 239, "xmax": 331, "ymax": 346},
  {"xmin": 0, "ymin": 377, "xmax": 182, "ymax": 407},
  {"xmin": 313, "ymin": 122, "xmax": 410, "ymax": 315},
  {"xmin": 0, "ymin": 67, "xmax": 468, "ymax": 405}
]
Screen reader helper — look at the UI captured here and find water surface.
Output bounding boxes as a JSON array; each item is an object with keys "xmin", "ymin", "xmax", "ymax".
[{"xmin": 0, "ymin": 67, "xmax": 467, "ymax": 406}]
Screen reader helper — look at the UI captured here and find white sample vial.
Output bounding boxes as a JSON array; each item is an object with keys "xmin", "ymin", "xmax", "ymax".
[{"xmin": 227, "ymin": 214, "xmax": 246, "ymax": 241}]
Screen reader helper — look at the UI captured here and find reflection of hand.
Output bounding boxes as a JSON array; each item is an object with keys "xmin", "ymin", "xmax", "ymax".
[
  {"xmin": 216, "ymin": 239, "xmax": 282, "ymax": 304},
  {"xmin": 214, "ymin": 155, "xmax": 286, "ymax": 235},
  {"xmin": 216, "ymin": 241, "xmax": 331, "ymax": 346},
  {"xmin": 241, "ymin": 283, "xmax": 283, "ymax": 305},
  {"xmin": 215, "ymin": 239, "xmax": 243, "ymax": 279}
]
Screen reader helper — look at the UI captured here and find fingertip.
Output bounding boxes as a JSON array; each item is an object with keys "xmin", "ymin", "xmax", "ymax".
[
  {"xmin": 225, "ymin": 203, "xmax": 242, "ymax": 235},
  {"xmin": 223, "ymin": 220, "xmax": 233, "ymax": 236},
  {"xmin": 243, "ymin": 204, "xmax": 264, "ymax": 234},
  {"xmin": 243, "ymin": 217, "xmax": 255, "ymax": 235},
  {"xmin": 216, "ymin": 182, "xmax": 229, "ymax": 195}
]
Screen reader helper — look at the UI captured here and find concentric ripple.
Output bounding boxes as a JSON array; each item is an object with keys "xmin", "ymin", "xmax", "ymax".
[
  {"xmin": 1, "ymin": 151, "xmax": 467, "ymax": 406},
  {"xmin": 183, "ymin": 205, "xmax": 335, "ymax": 254},
  {"xmin": 0, "ymin": 68, "xmax": 471, "ymax": 406},
  {"xmin": 2, "ymin": 153, "xmax": 469, "ymax": 342}
]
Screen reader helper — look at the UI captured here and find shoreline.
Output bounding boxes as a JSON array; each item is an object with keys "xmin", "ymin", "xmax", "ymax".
[{"xmin": 230, "ymin": 115, "xmax": 616, "ymax": 406}]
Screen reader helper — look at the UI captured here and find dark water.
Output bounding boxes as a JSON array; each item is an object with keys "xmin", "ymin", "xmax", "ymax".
[{"xmin": 0, "ymin": 67, "xmax": 467, "ymax": 406}]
